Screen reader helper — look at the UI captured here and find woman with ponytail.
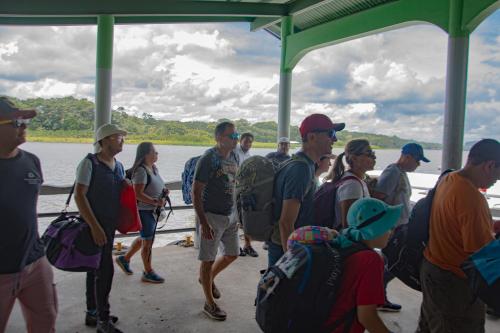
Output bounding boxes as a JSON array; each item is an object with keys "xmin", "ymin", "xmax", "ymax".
[{"xmin": 324, "ymin": 139, "xmax": 376, "ymax": 229}]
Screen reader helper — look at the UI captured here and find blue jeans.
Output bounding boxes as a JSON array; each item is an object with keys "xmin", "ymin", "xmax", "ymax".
[
  {"xmin": 139, "ymin": 210, "xmax": 157, "ymax": 240},
  {"xmin": 267, "ymin": 242, "xmax": 284, "ymax": 267}
]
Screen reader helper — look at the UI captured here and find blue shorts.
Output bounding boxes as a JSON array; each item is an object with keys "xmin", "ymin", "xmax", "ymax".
[{"xmin": 139, "ymin": 210, "xmax": 157, "ymax": 240}]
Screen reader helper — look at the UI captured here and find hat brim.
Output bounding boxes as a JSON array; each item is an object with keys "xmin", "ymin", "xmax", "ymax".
[
  {"xmin": 361, "ymin": 204, "xmax": 402, "ymax": 240},
  {"xmin": 333, "ymin": 123, "xmax": 345, "ymax": 132},
  {"xmin": 0, "ymin": 109, "xmax": 37, "ymax": 121},
  {"xmin": 421, "ymin": 156, "xmax": 430, "ymax": 163},
  {"xmin": 94, "ymin": 129, "xmax": 128, "ymax": 144}
]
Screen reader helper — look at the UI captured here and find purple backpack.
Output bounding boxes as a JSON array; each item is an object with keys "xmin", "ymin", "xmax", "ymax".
[
  {"xmin": 42, "ymin": 185, "xmax": 101, "ymax": 272},
  {"xmin": 313, "ymin": 176, "xmax": 363, "ymax": 230}
]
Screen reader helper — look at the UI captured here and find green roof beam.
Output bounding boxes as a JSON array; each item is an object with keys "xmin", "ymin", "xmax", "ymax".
[
  {"xmin": 0, "ymin": 15, "xmax": 255, "ymax": 26},
  {"xmin": 250, "ymin": 17, "xmax": 282, "ymax": 31},
  {"xmin": 284, "ymin": 0, "xmax": 450, "ymax": 70},
  {"xmin": 462, "ymin": 0, "xmax": 500, "ymax": 33},
  {"xmin": 0, "ymin": 0, "xmax": 286, "ymax": 17}
]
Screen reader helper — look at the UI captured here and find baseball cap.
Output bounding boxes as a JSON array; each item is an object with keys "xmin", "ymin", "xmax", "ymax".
[
  {"xmin": 0, "ymin": 96, "xmax": 37, "ymax": 121},
  {"xmin": 94, "ymin": 124, "xmax": 127, "ymax": 144},
  {"xmin": 402, "ymin": 143, "xmax": 430, "ymax": 163},
  {"xmin": 346, "ymin": 198, "xmax": 402, "ymax": 241},
  {"xmin": 299, "ymin": 113, "xmax": 345, "ymax": 138},
  {"xmin": 278, "ymin": 137, "xmax": 290, "ymax": 143}
]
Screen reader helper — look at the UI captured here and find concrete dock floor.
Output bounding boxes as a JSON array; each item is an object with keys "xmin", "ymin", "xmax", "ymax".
[{"xmin": 5, "ymin": 243, "xmax": 500, "ymax": 332}]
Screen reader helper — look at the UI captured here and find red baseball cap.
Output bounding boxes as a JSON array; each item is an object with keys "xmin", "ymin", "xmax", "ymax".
[{"xmin": 299, "ymin": 114, "xmax": 345, "ymax": 138}]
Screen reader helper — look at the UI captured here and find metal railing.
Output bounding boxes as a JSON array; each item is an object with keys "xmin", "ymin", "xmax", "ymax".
[
  {"xmin": 38, "ymin": 181, "xmax": 500, "ymax": 235},
  {"xmin": 39, "ymin": 181, "xmax": 196, "ymax": 238}
]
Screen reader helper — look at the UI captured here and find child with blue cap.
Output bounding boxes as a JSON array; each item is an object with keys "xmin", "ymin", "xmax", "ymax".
[{"xmin": 325, "ymin": 197, "xmax": 402, "ymax": 333}]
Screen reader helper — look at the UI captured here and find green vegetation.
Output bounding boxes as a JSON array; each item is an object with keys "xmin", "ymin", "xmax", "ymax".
[{"xmin": 11, "ymin": 96, "xmax": 440, "ymax": 149}]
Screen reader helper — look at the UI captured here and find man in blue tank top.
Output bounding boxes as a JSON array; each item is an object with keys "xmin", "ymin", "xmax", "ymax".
[{"xmin": 75, "ymin": 123, "xmax": 127, "ymax": 333}]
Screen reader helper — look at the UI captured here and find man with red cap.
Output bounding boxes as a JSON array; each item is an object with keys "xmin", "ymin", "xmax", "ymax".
[
  {"xmin": 267, "ymin": 114, "xmax": 345, "ymax": 266},
  {"xmin": 0, "ymin": 97, "xmax": 58, "ymax": 332}
]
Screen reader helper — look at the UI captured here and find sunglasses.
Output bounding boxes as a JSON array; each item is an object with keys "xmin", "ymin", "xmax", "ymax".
[
  {"xmin": 313, "ymin": 129, "xmax": 337, "ymax": 140},
  {"xmin": 0, "ymin": 118, "xmax": 30, "ymax": 128},
  {"xmin": 361, "ymin": 149, "xmax": 376, "ymax": 159},
  {"xmin": 225, "ymin": 132, "xmax": 240, "ymax": 140}
]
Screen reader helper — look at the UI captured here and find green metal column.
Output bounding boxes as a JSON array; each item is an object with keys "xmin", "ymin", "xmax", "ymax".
[
  {"xmin": 278, "ymin": 16, "xmax": 293, "ymax": 141},
  {"xmin": 95, "ymin": 15, "xmax": 114, "ymax": 135},
  {"xmin": 442, "ymin": 0, "xmax": 469, "ymax": 170}
]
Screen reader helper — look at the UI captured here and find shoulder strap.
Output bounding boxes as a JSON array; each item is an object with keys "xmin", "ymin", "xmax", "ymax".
[
  {"xmin": 336, "ymin": 175, "xmax": 366, "ymax": 196},
  {"xmin": 139, "ymin": 165, "xmax": 151, "ymax": 188}
]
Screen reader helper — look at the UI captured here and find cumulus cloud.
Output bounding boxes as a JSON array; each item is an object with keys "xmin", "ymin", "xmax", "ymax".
[{"xmin": 0, "ymin": 14, "xmax": 498, "ymax": 144}]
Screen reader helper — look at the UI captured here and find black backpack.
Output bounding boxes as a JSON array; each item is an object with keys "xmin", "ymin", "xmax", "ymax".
[
  {"xmin": 382, "ymin": 169, "xmax": 452, "ymax": 291},
  {"xmin": 314, "ymin": 176, "xmax": 363, "ymax": 230},
  {"xmin": 255, "ymin": 241, "xmax": 368, "ymax": 332}
]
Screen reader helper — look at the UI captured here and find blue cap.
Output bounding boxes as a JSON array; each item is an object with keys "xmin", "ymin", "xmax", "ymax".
[{"xmin": 402, "ymin": 143, "xmax": 430, "ymax": 163}]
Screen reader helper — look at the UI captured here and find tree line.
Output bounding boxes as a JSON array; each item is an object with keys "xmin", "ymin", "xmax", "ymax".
[{"xmin": 11, "ymin": 96, "xmax": 441, "ymax": 149}]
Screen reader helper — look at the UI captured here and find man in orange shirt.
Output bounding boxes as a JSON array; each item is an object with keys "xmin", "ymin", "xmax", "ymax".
[{"xmin": 417, "ymin": 139, "xmax": 500, "ymax": 333}]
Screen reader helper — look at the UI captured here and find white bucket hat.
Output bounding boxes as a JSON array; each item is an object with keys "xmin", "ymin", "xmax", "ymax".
[{"xmin": 94, "ymin": 123, "xmax": 127, "ymax": 144}]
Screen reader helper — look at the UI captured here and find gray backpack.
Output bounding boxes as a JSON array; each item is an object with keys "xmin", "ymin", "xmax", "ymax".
[{"xmin": 235, "ymin": 155, "xmax": 307, "ymax": 241}]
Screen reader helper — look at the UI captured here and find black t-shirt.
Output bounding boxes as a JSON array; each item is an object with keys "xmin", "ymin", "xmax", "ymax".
[
  {"xmin": 194, "ymin": 147, "xmax": 239, "ymax": 216},
  {"xmin": 0, "ymin": 149, "xmax": 45, "ymax": 274}
]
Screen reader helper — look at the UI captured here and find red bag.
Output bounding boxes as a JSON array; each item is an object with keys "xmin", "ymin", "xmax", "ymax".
[{"xmin": 117, "ymin": 183, "xmax": 142, "ymax": 234}]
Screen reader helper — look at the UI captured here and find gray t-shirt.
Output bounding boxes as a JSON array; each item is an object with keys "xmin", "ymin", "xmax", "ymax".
[
  {"xmin": 132, "ymin": 165, "xmax": 165, "ymax": 211},
  {"xmin": 334, "ymin": 171, "xmax": 370, "ymax": 229},
  {"xmin": 0, "ymin": 150, "xmax": 45, "ymax": 274},
  {"xmin": 194, "ymin": 147, "xmax": 239, "ymax": 216},
  {"xmin": 375, "ymin": 163, "xmax": 411, "ymax": 225}
]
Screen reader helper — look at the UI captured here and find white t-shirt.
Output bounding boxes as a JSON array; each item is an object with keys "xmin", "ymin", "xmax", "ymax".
[
  {"xmin": 233, "ymin": 145, "xmax": 251, "ymax": 166},
  {"xmin": 334, "ymin": 171, "xmax": 370, "ymax": 229}
]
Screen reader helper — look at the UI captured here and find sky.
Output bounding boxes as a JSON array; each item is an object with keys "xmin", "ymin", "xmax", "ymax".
[{"xmin": 0, "ymin": 11, "xmax": 498, "ymax": 144}]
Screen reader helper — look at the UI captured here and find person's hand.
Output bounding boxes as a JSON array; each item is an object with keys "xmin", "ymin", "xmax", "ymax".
[
  {"xmin": 157, "ymin": 198, "xmax": 166, "ymax": 207},
  {"xmin": 90, "ymin": 223, "xmax": 107, "ymax": 247},
  {"xmin": 201, "ymin": 223, "xmax": 214, "ymax": 240}
]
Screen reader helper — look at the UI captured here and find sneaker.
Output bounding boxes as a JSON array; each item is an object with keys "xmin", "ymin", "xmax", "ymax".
[
  {"xmin": 96, "ymin": 320, "xmax": 123, "ymax": 333},
  {"xmin": 243, "ymin": 246, "xmax": 259, "ymax": 258},
  {"xmin": 141, "ymin": 271, "xmax": 165, "ymax": 284},
  {"xmin": 262, "ymin": 243, "xmax": 269, "ymax": 251},
  {"xmin": 115, "ymin": 256, "xmax": 133, "ymax": 275},
  {"xmin": 85, "ymin": 311, "xmax": 118, "ymax": 327},
  {"xmin": 377, "ymin": 300, "xmax": 402, "ymax": 312},
  {"xmin": 198, "ymin": 278, "xmax": 221, "ymax": 299},
  {"xmin": 239, "ymin": 247, "xmax": 247, "ymax": 257},
  {"xmin": 203, "ymin": 302, "xmax": 227, "ymax": 321}
]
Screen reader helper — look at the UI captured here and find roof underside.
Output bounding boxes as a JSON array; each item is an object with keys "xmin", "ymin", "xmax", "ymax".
[{"xmin": 0, "ymin": 0, "xmax": 407, "ymax": 31}]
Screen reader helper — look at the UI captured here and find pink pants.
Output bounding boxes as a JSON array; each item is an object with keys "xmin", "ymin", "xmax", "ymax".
[{"xmin": 0, "ymin": 256, "xmax": 58, "ymax": 333}]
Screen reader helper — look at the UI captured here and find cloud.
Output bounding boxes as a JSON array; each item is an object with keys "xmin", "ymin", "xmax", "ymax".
[{"xmin": 0, "ymin": 13, "xmax": 498, "ymax": 144}]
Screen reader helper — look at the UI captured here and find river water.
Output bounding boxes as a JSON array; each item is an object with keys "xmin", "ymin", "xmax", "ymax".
[{"xmin": 23, "ymin": 142, "xmax": 497, "ymax": 245}]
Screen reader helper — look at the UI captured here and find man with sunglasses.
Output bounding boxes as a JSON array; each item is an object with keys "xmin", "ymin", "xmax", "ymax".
[
  {"xmin": 192, "ymin": 121, "xmax": 240, "ymax": 321},
  {"xmin": 0, "ymin": 97, "xmax": 58, "ymax": 332},
  {"xmin": 372, "ymin": 142, "xmax": 430, "ymax": 312},
  {"xmin": 268, "ymin": 113, "xmax": 345, "ymax": 266}
]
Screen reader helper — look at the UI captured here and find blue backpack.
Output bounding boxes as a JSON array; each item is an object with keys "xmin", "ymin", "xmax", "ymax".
[{"xmin": 181, "ymin": 156, "xmax": 201, "ymax": 204}]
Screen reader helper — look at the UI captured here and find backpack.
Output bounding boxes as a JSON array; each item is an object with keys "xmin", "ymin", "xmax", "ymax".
[
  {"xmin": 181, "ymin": 156, "xmax": 201, "ymax": 205},
  {"xmin": 255, "ymin": 226, "xmax": 368, "ymax": 332},
  {"xmin": 125, "ymin": 165, "xmax": 151, "ymax": 188},
  {"xmin": 382, "ymin": 170, "xmax": 452, "ymax": 291},
  {"xmin": 461, "ymin": 239, "xmax": 500, "ymax": 312},
  {"xmin": 235, "ymin": 155, "xmax": 309, "ymax": 242},
  {"xmin": 42, "ymin": 186, "xmax": 101, "ymax": 272},
  {"xmin": 313, "ymin": 176, "xmax": 364, "ymax": 230}
]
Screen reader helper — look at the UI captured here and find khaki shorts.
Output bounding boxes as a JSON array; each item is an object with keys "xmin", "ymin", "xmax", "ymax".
[{"xmin": 197, "ymin": 212, "xmax": 239, "ymax": 262}]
